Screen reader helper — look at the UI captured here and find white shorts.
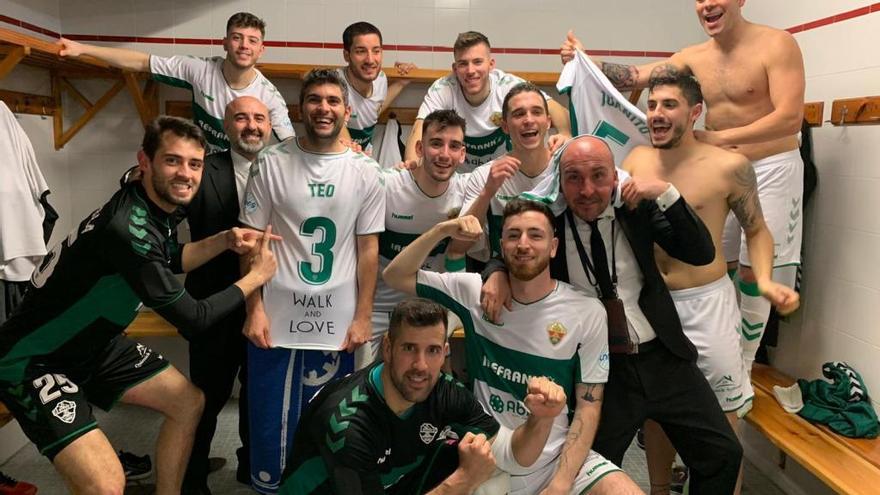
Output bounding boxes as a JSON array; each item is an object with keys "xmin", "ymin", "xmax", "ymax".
[
  {"xmin": 671, "ymin": 276, "xmax": 754, "ymax": 412},
  {"xmin": 723, "ymin": 149, "xmax": 804, "ymax": 268},
  {"xmin": 508, "ymin": 450, "xmax": 621, "ymax": 494}
]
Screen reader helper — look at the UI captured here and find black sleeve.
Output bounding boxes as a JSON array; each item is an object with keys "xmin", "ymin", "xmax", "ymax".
[
  {"xmin": 645, "ymin": 197, "xmax": 715, "ymax": 266},
  {"xmin": 442, "ymin": 375, "xmax": 500, "ymax": 438},
  {"xmin": 316, "ymin": 427, "xmax": 385, "ymax": 495},
  {"xmin": 108, "ymin": 228, "xmax": 245, "ymax": 339},
  {"xmin": 480, "ymin": 256, "xmax": 507, "ymax": 282}
]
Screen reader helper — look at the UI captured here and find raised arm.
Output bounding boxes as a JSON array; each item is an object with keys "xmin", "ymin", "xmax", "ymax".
[
  {"xmin": 543, "ymin": 383, "xmax": 604, "ymax": 493},
  {"xmin": 379, "ymin": 62, "xmax": 417, "ymax": 115},
  {"xmin": 384, "ymin": 216, "xmax": 483, "ymax": 294},
  {"xmin": 57, "ymin": 37, "xmax": 150, "ymax": 72},
  {"xmin": 180, "ymin": 227, "xmax": 278, "ymax": 272}
]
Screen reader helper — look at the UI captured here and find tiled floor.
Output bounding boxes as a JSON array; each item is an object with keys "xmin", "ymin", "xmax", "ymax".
[{"xmin": 1, "ymin": 400, "xmax": 786, "ymax": 494}]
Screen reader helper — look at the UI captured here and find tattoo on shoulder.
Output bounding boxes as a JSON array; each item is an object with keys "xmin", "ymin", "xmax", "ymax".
[
  {"xmin": 729, "ymin": 161, "xmax": 763, "ymax": 230},
  {"xmin": 601, "ymin": 62, "xmax": 639, "ymax": 91},
  {"xmin": 581, "ymin": 384, "xmax": 599, "ymax": 403}
]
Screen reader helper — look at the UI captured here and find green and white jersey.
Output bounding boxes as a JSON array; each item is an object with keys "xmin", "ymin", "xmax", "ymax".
[
  {"xmin": 417, "ymin": 69, "xmax": 548, "ymax": 173},
  {"xmin": 460, "ymin": 158, "xmax": 554, "ymax": 261},
  {"xmin": 336, "ymin": 68, "xmax": 387, "ymax": 150},
  {"xmin": 240, "ymin": 140, "xmax": 385, "ymax": 350},
  {"xmin": 416, "ymin": 271, "xmax": 609, "ymax": 470},
  {"xmin": 150, "ymin": 55, "xmax": 295, "ymax": 150},
  {"xmin": 557, "ymin": 51, "xmax": 649, "ymax": 167},
  {"xmin": 374, "ymin": 171, "xmax": 468, "ymax": 316}
]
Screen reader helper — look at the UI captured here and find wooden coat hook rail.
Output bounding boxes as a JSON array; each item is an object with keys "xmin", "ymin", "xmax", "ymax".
[
  {"xmin": 0, "ymin": 89, "xmax": 55, "ymax": 116},
  {"xmin": 829, "ymin": 96, "xmax": 880, "ymax": 126}
]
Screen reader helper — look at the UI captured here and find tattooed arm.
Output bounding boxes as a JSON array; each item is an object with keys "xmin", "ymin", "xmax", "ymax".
[
  {"xmin": 728, "ymin": 156, "xmax": 799, "ymax": 313},
  {"xmin": 540, "ymin": 383, "xmax": 604, "ymax": 494}
]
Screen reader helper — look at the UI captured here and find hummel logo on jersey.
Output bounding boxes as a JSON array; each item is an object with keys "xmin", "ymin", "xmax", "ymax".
[
  {"xmin": 419, "ymin": 423, "xmax": 438, "ymax": 444},
  {"xmin": 715, "ymin": 375, "xmax": 736, "ymax": 391},
  {"xmin": 377, "ymin": 448, "xmax": 391, "ymax": 464},
  {"xmin": 52, "ymin": 400, "xmax": 77, "ymax": 424},
  {"xmin": 200, "ymin": 90, "xmax": 214, "ymax": 102},
  {"xmin": 391, "ymin": 213, "xmax": 413, "ymax": 220}
]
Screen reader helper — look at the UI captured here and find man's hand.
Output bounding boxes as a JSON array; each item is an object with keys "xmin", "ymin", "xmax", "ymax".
[
  {"xmin": 759, "ymin": 280, "xmax": 801, "ymax": 315},
  {"xmin": 694, "ymin": 129, "xmax": 734, "ymax": 150},
  {"xmin": 524, "ymin": 377, "xmax": 566, "ymax": 419},
  {"xmin": 396, "ymin": 158, "xmax": 419, "ymax": 170},
  {"xmin": 619, "ymin": 176, "xmax": 670, "ymax": 207},
  {"xmin": 341, "ymin": 317, "xmax": 371, "ymax": 353},
  {"xmin": 226, "ymin": 227, "xmax": 282, "ymax": 255},
  {"xmin": 548, "ymin": 133, "xmax": 570, "ymax": 153},
  {"xmin": 340, "ymin": 138, "xmax": 364, "ymax": 154},
  {"xmin": 456, "ymin": 432, "xmax": 497, "ymax": 488},
  {"xmin": 56, "ymin": 37, "xmax": 85, "ymax": 58},
  {"xmin": 560, "ymin": 30, "xmax": 585, "ymax": 65},
  {"xmin": 439, "ymin": 215, "xmax": 484, "ymax": 243},
  {"xmin": 481, "ymin": 270, "xmax": 512, "ymax": 324},
  {"xmin": 484, "ymin": 156, "xmax": 520, "ymax": 195},
  {"xmin": 245, "ymin": 225, "xmax": 278, "ymax": 284},
  {"xmin": 393, "ymin": 61, "xmax": 417, "ymax": 78},
  {"xmin": 244, "ymin": 306, "xmax": 272, "ymax": 349}
]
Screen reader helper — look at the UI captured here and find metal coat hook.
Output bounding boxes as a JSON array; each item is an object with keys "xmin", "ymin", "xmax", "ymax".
[{"xmin": 825, "ymin": 106, "xmax": 848, "ymax": 125}]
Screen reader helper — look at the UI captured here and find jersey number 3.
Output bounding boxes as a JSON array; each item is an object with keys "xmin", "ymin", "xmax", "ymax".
[{"xmin": 299, "ymin": 216, "xmax": 337, "ymax": 285}]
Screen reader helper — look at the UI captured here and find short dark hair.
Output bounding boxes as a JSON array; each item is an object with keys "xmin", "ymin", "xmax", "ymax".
[
  {"xmin": 388, "ymin": 298, "xmax": 449, "ymax": 343},
  {"xmin": 299, "ymin": 68, "xmax": 349, "ymax": 108},
  {"xmin": 454, "ymin": 31, "xmax": 490, "ymax": 55},
  {"xmin": 502, "ymin": 198, "xmax": 556, "ymax": 232},
  {"xmin": 226, "ymin": 12, "xmax": 266, "ymax": 39},
  {"xmin": 421, "ymin": 109, "xmax": 466, "ymax": 137},
  {"xmin": 648, "ymin": 65, "xmax": 703, "ymax": 107},
  {"xmin": 501, "ymin": 82, "xmax": 548, "ymax": 121},
  {"xmin": 141, "ymin": 116, "xmax": 206, "ymax": 161},
  {"xmin": 342, "ymin": 22, "xmax": 382, "ymax": 52}
]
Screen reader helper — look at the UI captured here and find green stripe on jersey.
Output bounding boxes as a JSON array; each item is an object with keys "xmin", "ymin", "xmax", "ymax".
[
  {"xmin": 348, "ymin": 125, "xmax": 376, "ymax": 148},
  {"xmin": 0, "ymin": 275, "xmax": 141, "ymax": 382},
  {"xmin": 464, "ymin": 127, "xmax": 510, "ymax": 157}
]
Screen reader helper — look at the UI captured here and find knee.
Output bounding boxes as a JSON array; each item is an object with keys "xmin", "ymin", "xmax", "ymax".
[
  {"xmin": 80, "ymin": 471, "xmax": 125, "ymax": 495},
  {"xmin": 169, "ymin": 382, "xmax": 205, "ymax": 423}
]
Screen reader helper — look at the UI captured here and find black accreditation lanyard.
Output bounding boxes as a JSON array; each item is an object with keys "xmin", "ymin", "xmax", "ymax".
[{"xmin": 565, "ymin": 209, "xmax": 618, "ymax": 299}]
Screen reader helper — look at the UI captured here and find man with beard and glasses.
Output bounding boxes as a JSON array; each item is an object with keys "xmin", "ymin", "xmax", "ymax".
[
  {"xmin": 446, "ymin": 82, "xmax": 557, "ymax": 268},
  {"xmin": 383, "ymin": 200, "xmax": 643, "ymax": 494},
  {"xmin": 0, "ymin": 116, "xmax": 279, "ymax": 495},
  {"xmin": 239, "ymin": 69, "xmax": 385, "ymax": 493},
  {"xmin": 179, "ymin": 96, "xmax": 274, "ymax": 494},
  {"xmin": 622, "ymin": 70, "xmax": 798, "ymax": 495},
  {"xmin": 561, "ymin": 0, "xmax": 806, "ymax": 374},
  {"xmin": 280, "ymin": 297, "xmax": 568, "ymax": 494},
  {"xmin": 57, "ymin": 12, "xmax": 294, "ymax": 151},
  {"xmin": 365, "ymin": 109, "xmax": 469, "ymax": 370},
  {"xmin": 337, "ymin": 21, "xmax": 416, "ymax": 153},
  {"xmin": 403, "ymin": 32, "xmax": 572, "ymax": 173}
]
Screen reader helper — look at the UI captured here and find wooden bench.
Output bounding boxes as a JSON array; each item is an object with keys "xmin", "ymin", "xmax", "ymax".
[
  {"xmin": 126, "ymin": 310, "xmax": 178, "ymax": 338},
  {"xmin": 747, "ymin": 363, "xmax": 880, "ymax": 494},
  {"xmin": 0, "ymin": 402, "xmax": 11, "ymax": 428}
]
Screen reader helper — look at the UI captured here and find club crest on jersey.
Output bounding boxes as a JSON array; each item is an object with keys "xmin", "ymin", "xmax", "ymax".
[
  {"xmin": 547, "ymin": 322, "xmax": 567, "ymax": 345},
  {"xmin": 52, "ymin": 400, "xmax": 77, "ymax": 424},
  {"xmin": 419, "ymin": 423, "xmax": 439, "ymax": 444},
  {"xmin": 489, "ymin": 112, "xmax": 503, "ymax": 127}
]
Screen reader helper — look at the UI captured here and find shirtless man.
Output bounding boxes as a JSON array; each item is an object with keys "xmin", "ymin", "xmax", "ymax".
[
  {"xmin": 562, "ymin": 0, "xmax": 806, "ymax": 371},
  {"xmin": 622, "ymin": 70, "xmax": 799, "ymax": 495}
]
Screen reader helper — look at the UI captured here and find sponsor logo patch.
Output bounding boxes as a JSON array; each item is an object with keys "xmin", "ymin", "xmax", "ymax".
[
  {"xmin": 419, "ymin": 423, "xmax": 438, "ymax": 444},
  {"xmin": 52, "ymin": 400, "xmax": 77, "ymax": 424}
]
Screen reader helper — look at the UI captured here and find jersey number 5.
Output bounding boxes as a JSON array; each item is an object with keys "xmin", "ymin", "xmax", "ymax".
[
  {"xmin": 299, "ymin": 216, "xmax": 337, "ymax": 285},
  {"xmin": 32, "ymin": 373, "xmax": 79, "ymax": 405}
]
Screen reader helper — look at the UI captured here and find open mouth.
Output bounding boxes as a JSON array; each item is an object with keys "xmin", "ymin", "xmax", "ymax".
[
  {"xmin": 406, "ymin": 374, "xmax": 429, "ymax": 388},
  {"xmin": 650, "ymin": 120, "xmax": 671, "ymax": 139},
  {"xmin": 520, "ymin": 130, "xmax": 539, "ymax": 139},
  {"xmin": 170, "ymin": 182, "xmax": 192, "ymax": 194},
  {"xmin": 704, "ymin": 12, "xmax": 723, "ymax": 25}
]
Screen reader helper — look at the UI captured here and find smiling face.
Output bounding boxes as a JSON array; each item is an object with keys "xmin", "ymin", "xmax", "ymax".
[
  {"xmin": 301, "ymin": 82, "xmax": 350, "ymax": 143},
  {"xmin": 382, "ymin": 321, "xmax": 448, "ymax": 405},
  {"xmin": 560, "ymin": 138, "xmax": 618, "ymax": 222},
  {"xmin": 223, "ymin": 26, "xmax": 265, "ymax": 70},
  {"xmin": 452, "ymin": 42, "xmax": 495, "ymax": 98},
  {"xmin": 695, "ymin": 0, "xmax": 746, "ymax": 37},
  {"xmin": 344, "ymin": 33, "xmax": 383, "ymax": 83},
  {"xmin": 502, "ymin": 90, "xmax": 550, "ymax": 151},
  {"xmin": 647, "ymin": 84, "xmax": 701, "ymax": 149},
  {"xmin": 501, "ymin": 210, "xmax": 557, "ymax": 282},
  {"xmin": 416, "ymin": 121, "xmax": 466, "ymax": 184},
  {"xmin": 139, "ymin": 132, "xmax": 205, "ymax": 212},
  {"xmin": 224, "ymin": 96, "xmax": 271, "ymax": 157}
]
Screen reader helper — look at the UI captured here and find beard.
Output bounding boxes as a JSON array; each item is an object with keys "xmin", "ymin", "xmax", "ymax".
[
  {"xmin": 388, "ymin": 365, "xmax": 433, "ymax": 404},
  {"xmin": 504, "ymin": 251, "xmax": 551, "ymax": 282},
  {"xmin": 304, "ymin": 116, "xmax": 345, "ymax": 143},
  {"xmin": 232, "ymin": 131, "xmax": 266, "ymax": 155},
  {"xmin": 151, "ymin": 172, "xmax": 194, "ymax": 207},
  {"xmin": 652, "ymin": 122, "xmax": 686, "ymax": 150}
]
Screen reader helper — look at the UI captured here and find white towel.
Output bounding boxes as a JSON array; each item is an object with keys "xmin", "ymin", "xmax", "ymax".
[
  {"xmin": 377, "ymin": 117, "xmax": 404, "ymax": 169},
  {"xmin": 0, "ymin": 102, "xmax": 49, "ymax": 280},
  {"xmin": 773, "ymin": 383, "xmax": 805, "ymax": 414}
]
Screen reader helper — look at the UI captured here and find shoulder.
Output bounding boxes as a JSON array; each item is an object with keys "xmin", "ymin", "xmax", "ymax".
[
  {"xmin": 621, "ymin": 145, "xmax": 654, "ymax": 173},
  {"xmin": 493, "ymin": 69, "xmax": 522, "ymax": 88},
  {"xmin": 106, "ymin": 188, "xmax": 166, "ymax": 261},
  {"xmin": 710, "ymin": 145, "xmax": 751, "ymax": 177},
  {"xmin": 428, "ymin": 74, "xmax": 457, "ymax": 92}
]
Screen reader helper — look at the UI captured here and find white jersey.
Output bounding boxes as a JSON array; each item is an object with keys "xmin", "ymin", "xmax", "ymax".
[
  {"xmin": 373, "ymin": 172, "xmax": 468, "ymax": 315},
  {"xmin": 417, "ymin": 69, "xmax": 548, "ymax": 173},
  {"xmin": 240, "ymin": 140, "xmax": 385, "ymax": 350},
  {"xmin": 557, "ymin": 51, "xmax": 649, "ymax": 167},
  {"xmin": 416, "ymin": 271, "xmax": 609, "ymax": 470},
  {"xmin": 150, "ymin": 55, "xmax": 295, "ymax": 150},
  {"xmin": 460, "ymin": 159, "xmax": 554, "ymax": 261},
  {"xmin": 336, "ymin": 67, "xmax": 388, "ymax": 149}
]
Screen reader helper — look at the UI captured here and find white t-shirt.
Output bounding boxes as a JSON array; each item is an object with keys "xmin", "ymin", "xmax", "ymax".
[
  {"xmin": 417, "ymin": 69, "xmax": 549, "ymax": 173},
  {"xmin": 373, "ymin": 171, "xmax": 468, "ymax": 316},
  {"xmin": 150, "ymin": 55, "xmax": 295, "ymax": 150},
  {"xmin": 557, "ymin": 51, "xmax": 649, "ymax": 167},
  {"xmin": 240, "ymin": 139, "xmax": 385, "ymax": 349},
  {"xmin": 336, "ymin": 67, "xmax": 388, "ymax": 149},
  {"xmin": 417, "ymin": 271, "xmax": 609, "ymax": 471},
  {"xmin": 460, "ymin": 159, "xmax": 554, "ymax": 261},
  {"xmin": 230, "ymin": 150, "xmax": 252, "ymax": 208}
]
